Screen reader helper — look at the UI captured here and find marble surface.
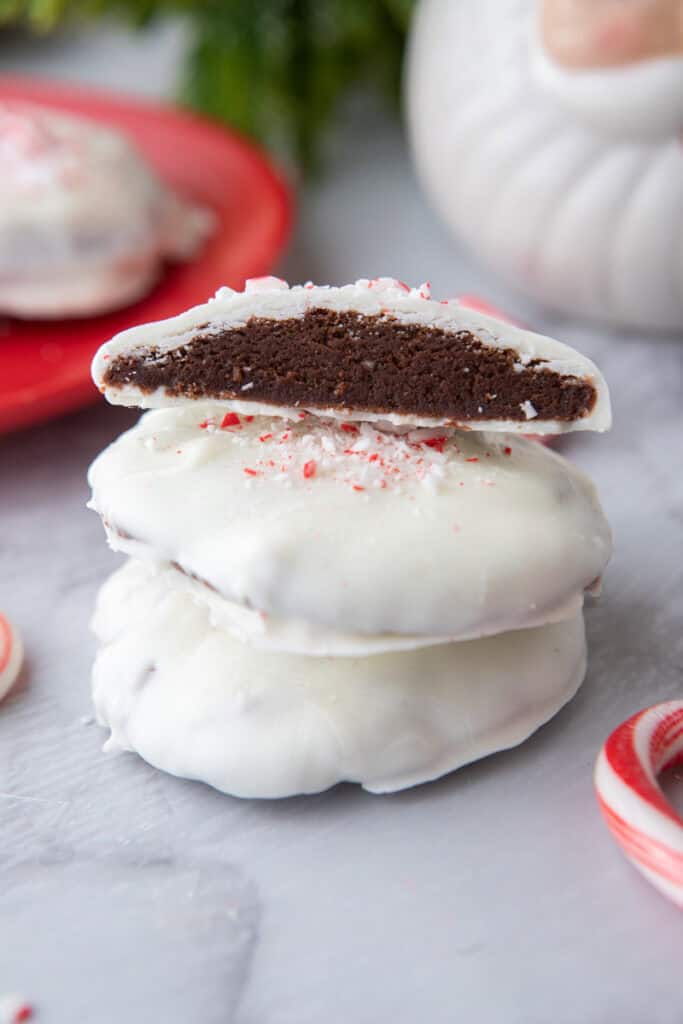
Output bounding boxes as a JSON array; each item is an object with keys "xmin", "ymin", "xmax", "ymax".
[{"xmin": 2, "ymin": 23, "xmax": 683, "ymax": 1024}]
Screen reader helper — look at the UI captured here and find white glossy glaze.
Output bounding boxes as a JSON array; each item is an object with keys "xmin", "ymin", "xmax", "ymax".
[
  {"xmin": 92, "ymin": 559, "xmax": 587, "ymax": 797},
  {"xmin": 87, "ymin": 405, "xmax": 610, "ymax": 639}
]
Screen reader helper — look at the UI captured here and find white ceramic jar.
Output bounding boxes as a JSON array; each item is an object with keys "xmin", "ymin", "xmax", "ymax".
[{"xmin": 406, "ymin": 0, "xmax": 683, "ymax": 332}]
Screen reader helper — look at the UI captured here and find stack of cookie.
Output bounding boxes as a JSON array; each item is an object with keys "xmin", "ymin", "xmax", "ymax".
[{"xmin": 88, "ymin": 277, "xmax": 611, "ymax": 798}]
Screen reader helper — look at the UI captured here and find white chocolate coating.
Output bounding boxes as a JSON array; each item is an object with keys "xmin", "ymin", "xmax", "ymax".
[
  {"xmin": 91, "ymin": 276, "xmax": 611, "ymax": 434},
  {"xmin": 0, "ymin": 102, "xmax": 212, "ymax": 318},
  {"xmin": 87, "ymin": 405, "xmax": 610, "ymax": 640},
  {"xmin": 113, "ymin": 550, "xmax": 582, "ymax": 656},
  {"xmin": 92, "ymin": 560, "xmax": 588, "ymax": 797},
  {"xmin": 148, "ymin": 560, "xmax": 456, "ymax": 655}
]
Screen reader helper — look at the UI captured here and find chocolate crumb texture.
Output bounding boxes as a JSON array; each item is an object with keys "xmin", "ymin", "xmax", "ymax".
[{"xmin": 102, "ymin": 309, "xmax": 597, "ymax": 423}]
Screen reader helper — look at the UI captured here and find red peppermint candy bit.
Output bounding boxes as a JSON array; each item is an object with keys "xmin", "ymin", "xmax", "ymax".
[
  {"xmin": 423, "ymin": 436, "xmax": 447, "ymax": 453},
  {"xmin": 303, "ymin": 460, "xmax": 317, "ymax": 479},
  {"xmin": 466, "ymin": 457, "xmax": 479, "ymax": 463},
  {"xmin": 352, "ymin": 484, "xmax": 365, "ymax": 492},
  {"xmin": 243, "ymin": 467, "xmax": 258, "ymax": 477},
  {"xmin": 13, "ymin": 1007, "xmax": 33, "ymax": 1023},
  {"xmin": 221, "ymin": 412, "xmax": 241, "ymax": 429},
  {"xmin": 198, "ymin": 420, "xmax": 210, "ymax": 430},
  {"xmin": 245, "ymin": 415, "xmax": 254, "ymax": 423},
  {"xmin": 368, "ymin": 453, "xmax": 379, "ymax": 462},
  {"xmin": 504, "ymin": 446, "xmax": 512, "ymax": 456},
  {"xmin": 340, "ymin": 423, "xmax": 358, "ymax": 434},
  {"xmin": 259, "ymin": 433, "xmax": 272, "ymax": 442}
]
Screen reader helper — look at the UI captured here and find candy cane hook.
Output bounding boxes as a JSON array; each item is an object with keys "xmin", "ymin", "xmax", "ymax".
[{"xmin": 595, "ymin": 701, "xmax": 683, "ymax": 907}]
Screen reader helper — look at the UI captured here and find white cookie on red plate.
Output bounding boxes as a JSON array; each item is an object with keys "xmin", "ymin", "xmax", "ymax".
[{"xmin": 0, "ymin": 102, "xmax": 212, "ymax": 318}]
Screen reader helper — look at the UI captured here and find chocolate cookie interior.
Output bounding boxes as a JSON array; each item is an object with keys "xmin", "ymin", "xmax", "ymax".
[{"xmin": 102, "ymin": 309, "xmax": 597, "ymax": 423}]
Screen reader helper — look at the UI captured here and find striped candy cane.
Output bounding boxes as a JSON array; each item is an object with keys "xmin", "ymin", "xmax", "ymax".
[
  {"xmin": 0, "ymin": 613, "xmax": 23, "ymax": 702},
  {"xmin": 594, "ymin": 701, "xmax": 683, "ymax": 907}
]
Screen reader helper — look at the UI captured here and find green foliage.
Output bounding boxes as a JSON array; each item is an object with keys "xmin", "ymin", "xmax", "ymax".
[{"xmin": 1, "ymin": 0, "xmax": 415, "ymax": 170}]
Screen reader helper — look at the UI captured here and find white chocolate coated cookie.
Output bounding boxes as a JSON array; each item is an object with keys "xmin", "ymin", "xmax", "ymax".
[
  {"xmin": 92, "ymin": 560, "xmax": 588, "ymax": 797},
  {"xmin": 0, "ymin": 102, "xmax": 212, "ymax": 318},
  {"xmin": 88, "ymin": 406, "xmax": 610, "ymax": 640},
  {"xmin": 92, "ymin": 276, "xmax": 611, "ymax": 434},
  {"xmin": 139, "ymin": 559, "xmax": 458, "ymax": 656}
]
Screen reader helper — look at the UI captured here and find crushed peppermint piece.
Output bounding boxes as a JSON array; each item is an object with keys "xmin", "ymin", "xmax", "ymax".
[
  {"xmin": 221, "ymin": 412, "xmax": 241, "ymax": 429},
  {"xmin": 0, "ymin": 995, "xmax": 34, "ymax": 1024},
  {"xmin": 423, "ymin": 436, "xmax": 447, "ymax": 453},
  {"xmin": 504, "ymin": 446, "xmax": 512, "ymax": 455},
  {"xmin": 197, "ymin": 415, "xmax": 492, "ymax": 495}
]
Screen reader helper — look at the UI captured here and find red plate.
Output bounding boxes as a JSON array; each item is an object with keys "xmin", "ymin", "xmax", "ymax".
[{"xmin": 0, "ymin": 77, "xmax": 293, "ymax": 434}]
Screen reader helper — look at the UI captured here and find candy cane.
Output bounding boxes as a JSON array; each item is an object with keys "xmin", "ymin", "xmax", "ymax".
[
  {"xmin": 0, "ymin": 613, "xmax": 23, "ymax": 702},
  {"xmin": 594, "ymin": 701, "xmax": 683, "ymax": 907},
  {"xmin": 0, "ymin": 993, "xmax": 33, "ymax": 1024}
]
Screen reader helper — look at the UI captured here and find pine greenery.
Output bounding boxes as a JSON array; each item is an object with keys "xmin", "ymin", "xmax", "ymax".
[{"xmin": 1, "ymin": 0, "xmax": 415, "ymax": 169}]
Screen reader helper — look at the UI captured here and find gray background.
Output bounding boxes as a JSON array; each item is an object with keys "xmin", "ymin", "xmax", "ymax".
[{"xmin": 1, "ymin": 21, "xmax": 682, "ymax": 1023}]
